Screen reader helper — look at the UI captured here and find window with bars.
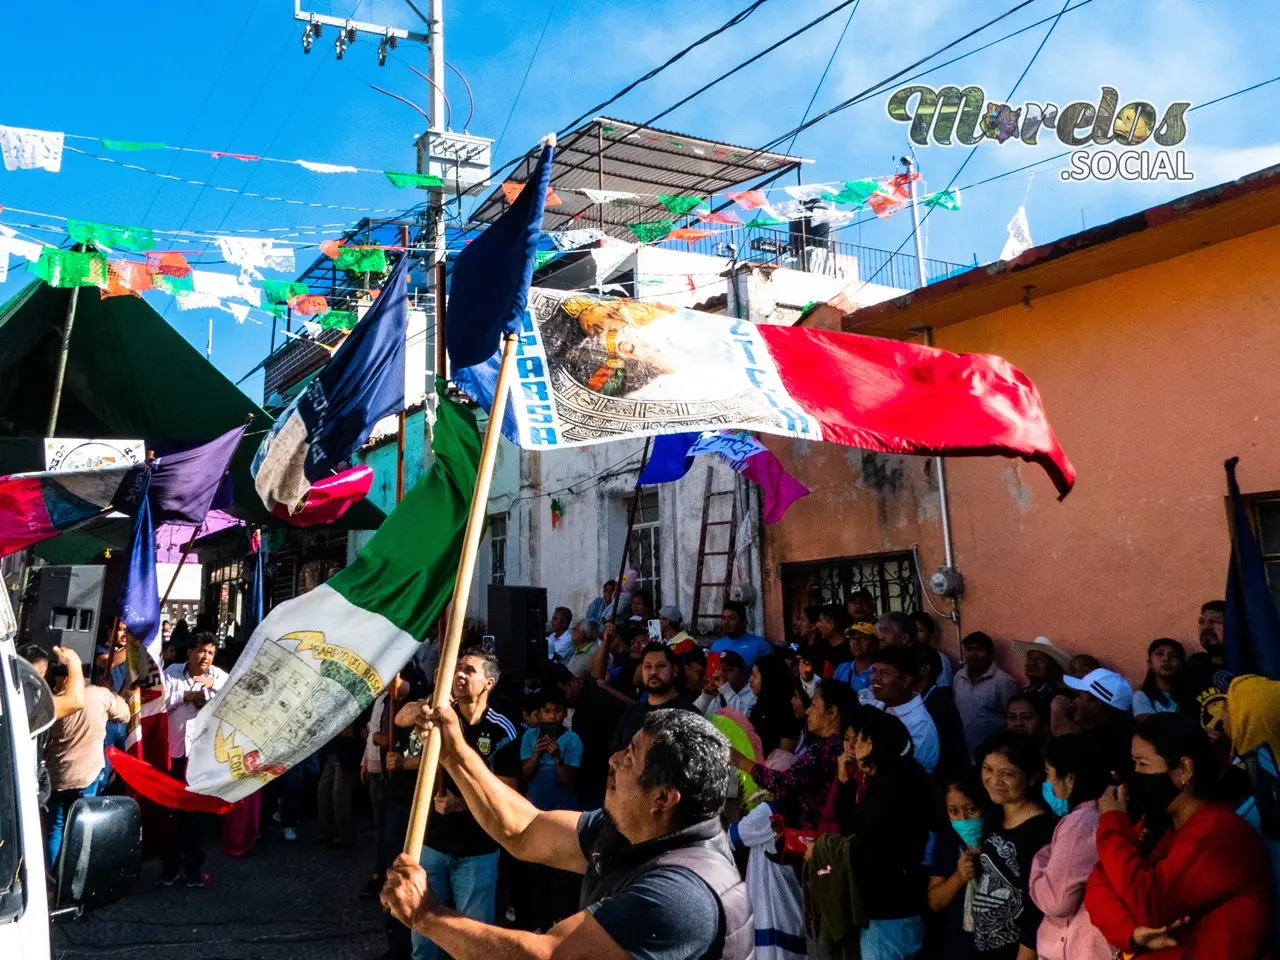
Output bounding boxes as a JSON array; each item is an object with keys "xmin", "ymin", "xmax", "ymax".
[
  {"xmin": 780, "ymin": 551, "xmax": 920, "ymax": 640},
  {"xmin": 1251, "ymin": 495, "xmax": 1280, "ymax": 610},
  {"xmin": 489, "ymin": 513, "xmax": 508, "ymax": 585},
  {"xmin": 627, "ymin": 491, "xmax": 661, "ymax": 608}
]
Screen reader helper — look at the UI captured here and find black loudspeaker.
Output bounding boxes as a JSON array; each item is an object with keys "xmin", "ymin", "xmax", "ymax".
[
  {"xmin": 488, "ymin": 584, "xmax": 548, "ymax": 681},
  {"xmin": 31, "ymin": 565, "xmax": 106, "ymax": 663}
]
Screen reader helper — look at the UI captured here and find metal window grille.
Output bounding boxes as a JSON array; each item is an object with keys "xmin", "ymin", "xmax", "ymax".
[
  {"xmin": 781, "ymin": 551, "xmax": 920, "ymax": 636},
  {"xmin": 489, "ymin": 513, "xmax": 508, "ymax": 585},
  {"xmin": 1252, "ymin": 496, "xmax": 1280, "ymax": 611},
  {"xmin": 628, "ymin": 492, "xmax": 661, "ymax": 609}
]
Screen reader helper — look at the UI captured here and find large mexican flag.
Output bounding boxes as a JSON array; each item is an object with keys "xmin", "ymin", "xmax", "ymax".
[{"xmin": 186, "ymin": 380, "xmax": 480, "ymax": 801}]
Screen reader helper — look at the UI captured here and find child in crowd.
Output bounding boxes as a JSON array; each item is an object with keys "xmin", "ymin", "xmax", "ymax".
[{"xmin": 927, "ymin": 776, "xmax": 988, "ymax": 960}]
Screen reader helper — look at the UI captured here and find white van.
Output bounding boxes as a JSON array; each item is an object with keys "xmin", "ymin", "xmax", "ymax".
[{"xmin": 0, "ymin": 586, "xmax": 142, "ymax": 959}]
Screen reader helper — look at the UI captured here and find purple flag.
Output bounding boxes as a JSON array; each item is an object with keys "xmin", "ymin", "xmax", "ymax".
[
  {"xmin": 115, "ymin": 425, "xmax": 246, "ymax": 525},
  {"xmin": 640, "ymin": 430, "xmax": 809, "ymax": 524}
]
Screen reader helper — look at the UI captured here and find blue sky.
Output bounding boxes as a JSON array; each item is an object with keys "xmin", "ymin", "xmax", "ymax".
[{"xmin": 2, "ymin": 0, "xmax": 1276, "ymax": 399}]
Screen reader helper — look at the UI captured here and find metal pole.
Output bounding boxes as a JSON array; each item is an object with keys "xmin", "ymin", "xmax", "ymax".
[
  {"xmin": 434, "ymin": 260, "xmax": 447, "ymax": 378},
  {"xmin": 904, "ymin": 157, "xmax": 929, "ymax": 289},
  {"xmin": 425, "ymin": 0, "xmax": 447, "ymax": 376},
  {"xmin": 597, "ymin": 123, "xmax": 605, "ymax": 232},
  {"xmin": 903, "ymin": 158, "xmax": 955, "ymax": 571},
  {"xmin": 46, "ymin": 285, "xmax": 82, "ymax": 436},
  {"xmin": 918, "ymin": 325, "xmax": 956, "ymax": 572}
]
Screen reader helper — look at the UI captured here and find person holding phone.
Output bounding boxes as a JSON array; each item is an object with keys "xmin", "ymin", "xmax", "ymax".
[{"xmin": 519, "ymin": 686, "xmax": 585, "ymax": 932}]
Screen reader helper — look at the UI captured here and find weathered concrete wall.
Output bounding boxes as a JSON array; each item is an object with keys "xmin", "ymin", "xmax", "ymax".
[{"xmin": 764, "ymin": 222, "xmax": 1280, "ymax": 682}]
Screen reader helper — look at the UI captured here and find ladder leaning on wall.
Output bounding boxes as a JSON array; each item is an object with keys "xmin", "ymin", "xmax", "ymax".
[{"xmin": 690, "ymin": 469, "xmax": 738, "ymax": 637}]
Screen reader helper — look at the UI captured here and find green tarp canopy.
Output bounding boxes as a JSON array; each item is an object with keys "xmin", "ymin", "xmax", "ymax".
[{"xmin": 0, "ymin": 280, "xmax": 386, "ymax": 534}]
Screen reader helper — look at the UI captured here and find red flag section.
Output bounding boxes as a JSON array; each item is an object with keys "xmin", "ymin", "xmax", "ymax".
[
  {"xmin": 754, "ymin": 322, "xmax": 1076, "ymax": 498},
  {"xmin": 107, "ymin": 747, "xmax": 236, "ymax": 815}
]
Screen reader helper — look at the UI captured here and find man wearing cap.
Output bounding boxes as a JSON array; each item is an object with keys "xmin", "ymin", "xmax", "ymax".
[
  {"xmin": 1053, "ymin": 667, "xmax": 1136, "ymax": 780},
  {"xmin": 832, "ymin": 623, "xmax": 879, "ymax": 692},
  {"xmin": 953, "ymin": 631, "xmax": 1020, "ymax": 757},
  {"xmin": 658, "ymin": 606, "xmax": 695, "ymax": 656}
]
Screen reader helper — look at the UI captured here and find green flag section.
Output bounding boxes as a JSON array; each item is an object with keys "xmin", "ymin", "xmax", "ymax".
[
  {"xmin": 67, "ymin": 218, "xmax": 156, "ymax": 252},
  {"xmin": 266, "ymin": 303, "xmax": 289, "ymax": 319},
  {"xmin": 153, "ymin": 272, "xmax": 193, "ymax": 297},
  {"xmin": 923, "ymin": 188, "xmax": 962, "ymax": 211},
  {"xmin": 831, "ymin": 178, "xmax": 880, "ymax": 206},
  {"xmin": 185, "ymin": 379, "xmax": 480, "ymax": 802},
  {"xmin": 628, "ymin": 219, "xmax": 675, "ymax": 243},
  {"xmin": 656, "ymin": 194, "xmax": 704, "ymax": 216},
  {"xmin": 28, "ymin": 249, "xmax": 108, "ymax": 288},
  {"xmin": 333, "ymin": 247, "xmax": 388, "ymax": 273},
  {"xmin": 534, "ymin": 250, "xmax": 559, "ymax": 269},
  {"xmin": 264, "ymin": 279, "xmax": 309, "ymax": 304},
  {"xmin": 385, "ymin": 170, "xmax": 443, "ymax": 189},
  {"xmin": 320, "ymin": 310, "xmax": 358, "ymax": 330},
  {"xmin": 746, "ymin": 214, "xmax": 789, "ymax": 227},
  {"xmin": 101, "ymin": 139, "xmax": 167, "ymax": 151}
]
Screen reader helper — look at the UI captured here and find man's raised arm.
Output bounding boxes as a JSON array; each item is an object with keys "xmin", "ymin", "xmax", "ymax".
[{"xmin": 398, "ymin": 702, "xmax": 586, "ymax": 874}]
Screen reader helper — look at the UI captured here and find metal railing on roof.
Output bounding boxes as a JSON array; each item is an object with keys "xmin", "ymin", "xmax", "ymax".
[{"xmin": 655, "ymin": 225, "xmax": 971, "ymax": 291}]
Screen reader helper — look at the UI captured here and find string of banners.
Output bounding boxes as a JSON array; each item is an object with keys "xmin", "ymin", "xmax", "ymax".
[{"xmin": 3, "ymin": 124, "xmax": 959, "ymax": 227}]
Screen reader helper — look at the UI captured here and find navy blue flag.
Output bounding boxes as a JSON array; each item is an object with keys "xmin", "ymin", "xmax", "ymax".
[
  {"xmin": 252, "ymin": 255, "xmax": 408, "ymax": 514},
  {"xmin": 1224, "ymin": 456, "xmax": 1280, "ymax": 679},
  {"xmin": 446, "ymin": 138, "xmax": 555, "ymax": 370},
  {"xmin": 118, "ymin": 470, "xmax": 161, "ymax": 665},
  {"xmin": 114, "ymin": 426, "xmax": 245, "ymax": 524},
  {"xmin": 638, "ymin": 433, "xmax": 700, "ymax": 484}
]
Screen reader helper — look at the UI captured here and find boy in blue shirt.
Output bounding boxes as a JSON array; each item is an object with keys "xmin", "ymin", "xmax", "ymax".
[{"xmin": 519, "ymin": 687, "xmax": 583, "ymax": 811}]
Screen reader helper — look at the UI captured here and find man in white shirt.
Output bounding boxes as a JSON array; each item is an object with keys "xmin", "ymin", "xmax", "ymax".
[
  {"xmin": 158, "ymin": 633, "xmax": 228, "ymax": 887},
  {"xmin": 546, "ymin": 606, "xmax": 574, "ymax": 661},
  {"xmin": 695, "ymin": 650, "xmax": 757, "ymax": 718},
  {"xmin": 863, "ymin": 646, "xmax": 939, "ymax": 774}
]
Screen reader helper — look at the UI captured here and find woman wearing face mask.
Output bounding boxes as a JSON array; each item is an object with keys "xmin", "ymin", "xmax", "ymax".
[
  {"xmin": 1027, "ymin": 735, "xmax": 1113, "ymax": 960},
  {"xmin": 971, "ymin": 731, "xmax": 1056, "ymax": 960},
  {"xmin": 927, "ymin": 777, "xmax": 989, "ymax": 960},
  {"xmin": 1084, "ymin": 713, "xmax": 1272, "ymax": 959}
]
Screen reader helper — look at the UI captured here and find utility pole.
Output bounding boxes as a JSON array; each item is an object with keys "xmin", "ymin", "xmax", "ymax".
[{"xmin": 904, "ymin": 156, "xmax": 956, "ymax": 575}]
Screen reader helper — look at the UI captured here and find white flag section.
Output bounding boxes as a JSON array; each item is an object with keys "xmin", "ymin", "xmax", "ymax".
[
  {"xmin": 185, "ymin": 584, "xmax": 417, "ymax": 801},
  {"xmin": 0, "ymin": 124, "xmax": 64, "ymax": 172},
  {"xmin": 1000, "ymin": 205, "xmax": 1033, "ymax": 261}
]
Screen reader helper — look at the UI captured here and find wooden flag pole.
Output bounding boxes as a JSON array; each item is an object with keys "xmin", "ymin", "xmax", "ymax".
[{"xmin": 403, "ymin": 331, "xmax": 519, "ymax": 860}]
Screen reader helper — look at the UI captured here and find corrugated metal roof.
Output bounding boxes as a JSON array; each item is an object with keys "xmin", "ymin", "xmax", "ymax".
[{"xmin": 470, "ymin": 117, "xmax": 808, "ymax": 239}]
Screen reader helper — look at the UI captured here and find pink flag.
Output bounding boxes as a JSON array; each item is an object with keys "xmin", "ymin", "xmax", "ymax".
[
  {"xmin": 725, "ymin": 189, "xmax": 769, "ymax": 210},
  {"xmin": 697, "ymin": 210, "xmax": 744, "ymax": 226},
  {"xmin": 270, "ymin": 464, "xmax": 373, "ymax": 527}
]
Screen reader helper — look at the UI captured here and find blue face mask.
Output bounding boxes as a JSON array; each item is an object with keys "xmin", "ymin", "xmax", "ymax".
[
  {"xmin": 1042, "ymin": 780, "xmax": 1070, "ymax": 817},
  {"xmin": 951, "ymin": 817, "xmax": 983, "ymax": 848}
]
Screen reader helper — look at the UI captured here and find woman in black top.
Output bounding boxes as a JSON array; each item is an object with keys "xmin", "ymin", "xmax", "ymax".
[
  {"xmin": 831, "ymin": 707, "xmax": 935, "ymax": 956},
  {"xmin": 971, "ymin": 731, "xmax": 1056, "ymax": 960},
  {"xmin": 748, "ymin": 654, "xmax": 802, "ymax": 757}
]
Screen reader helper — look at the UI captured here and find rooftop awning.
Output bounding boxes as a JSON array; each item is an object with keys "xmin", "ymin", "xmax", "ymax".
[{"xmin": 470, "ymin": 117, "xmax": 808, "ymax": 240}]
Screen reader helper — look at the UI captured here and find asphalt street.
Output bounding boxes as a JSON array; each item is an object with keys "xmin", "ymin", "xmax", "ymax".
[{"xmin": 50, "ymin": 810, "xmax": 389, "ymax": 960}]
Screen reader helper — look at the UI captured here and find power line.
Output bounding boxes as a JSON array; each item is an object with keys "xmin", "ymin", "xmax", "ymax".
[
  {"xmin": 139, "ymin": 0, "xmax": 268, "ymax": 225},
  {"xmin": 684, "ymin": 0, "xmax": 1049, "ymax": 206},
  {"xmin": 779, "ymin": 0, "xmax": 861, "ymax": 160},
  {"xmin": 484, "ymin": 0, "xmax": 777, "ymax": 186},
  {"xmin": 492, "ymin": 0, "xmax": 560, "ymax": 159},
  {"xmin": 837, "ymin": 0, "xmax": 1073, "ymax": 306}
]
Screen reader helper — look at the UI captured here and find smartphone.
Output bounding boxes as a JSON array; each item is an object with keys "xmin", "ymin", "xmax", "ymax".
[
  {"xmin": 539, "ymin": 723, "xmax": 563, "ymax": 741},
  {"xmin": 705, "ymin": 651, "xmax": 722, "ymax": 678},
  {"xmin": 647, "ymin": 619, "xmax": 662, "ymax": 643}
]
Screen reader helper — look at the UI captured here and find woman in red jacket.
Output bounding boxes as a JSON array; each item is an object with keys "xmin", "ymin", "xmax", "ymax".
[{"xmin": 1084, "ymin": 713, "xmax": 1272, "ymax": 959}]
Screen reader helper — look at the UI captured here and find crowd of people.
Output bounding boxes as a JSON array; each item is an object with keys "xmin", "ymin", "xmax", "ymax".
[{"xmin": 17, "ymin": 583, "xmax": 1280, "ymax": 960}]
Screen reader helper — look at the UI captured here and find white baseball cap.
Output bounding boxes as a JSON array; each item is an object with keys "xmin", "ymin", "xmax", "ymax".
[{"xmin": 1063, "ymin": 668, "xmax": 1133, "ymax": 712}]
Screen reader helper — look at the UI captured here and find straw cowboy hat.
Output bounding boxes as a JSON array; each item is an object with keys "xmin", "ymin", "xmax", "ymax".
[{"xmin": 1010, "ymin": 636, "xmax": 1073, "ymax": 672}]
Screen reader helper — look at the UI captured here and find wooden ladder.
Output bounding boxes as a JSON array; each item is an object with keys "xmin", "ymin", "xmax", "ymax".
[{"xmin": 691, "ymin": 470, "xmax": 739, "ymax": 636}]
